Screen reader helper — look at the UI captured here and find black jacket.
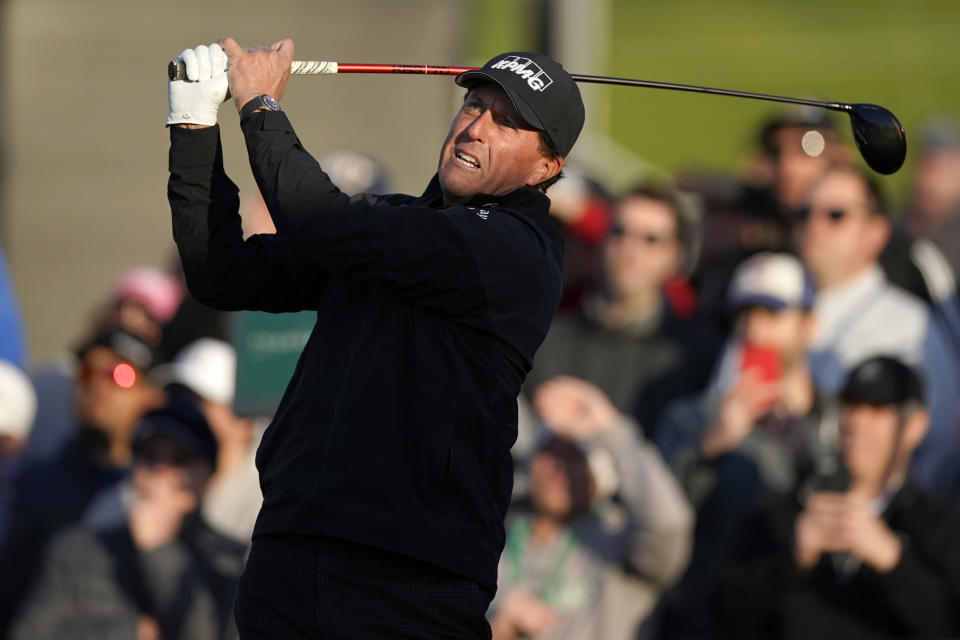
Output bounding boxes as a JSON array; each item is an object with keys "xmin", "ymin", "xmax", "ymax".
[
  {"xmin": 167, "ymin": 112, "xmax": 564, "ymax": 591},
  {"xmin": 715, "ymin": 483, "xmax": 960, "ymax": 639}
]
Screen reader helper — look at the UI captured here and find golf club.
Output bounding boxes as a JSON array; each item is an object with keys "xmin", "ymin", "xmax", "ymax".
[{"xmin": 169, "ymin": 59, "xmax": 907, "ymax": 175}]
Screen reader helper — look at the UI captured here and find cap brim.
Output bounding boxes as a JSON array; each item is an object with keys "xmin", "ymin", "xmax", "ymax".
[
  {"xmin": 134, "ymin": 417, "xmax": 210, "ymax": 461},
  {"xmin": 455, "ymin": 70, "xmax": 547, "ymax": 134},
  {"xmin": 729, "ymin": 293, "xmax": 792, "ymax": 312}
]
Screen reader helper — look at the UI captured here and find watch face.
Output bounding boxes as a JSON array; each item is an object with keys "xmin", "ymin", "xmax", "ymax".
[{"xmin": 262, "ymin": 95, "xmax": 281, "ymax": 111}]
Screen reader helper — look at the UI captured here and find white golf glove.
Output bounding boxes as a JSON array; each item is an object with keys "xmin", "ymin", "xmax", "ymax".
[{"xmin": 167, "ymin": 43, "xmax": 229, "ymax": 126}]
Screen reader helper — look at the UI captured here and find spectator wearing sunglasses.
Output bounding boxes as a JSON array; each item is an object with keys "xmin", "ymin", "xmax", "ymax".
[
  {"xmin": 523, "ymin": 182, "xmax": 719, "ymax": 442},
  {"xmin": 795, "ymin": 165, "xmax": 960, "ymax": 499},
  {"xmin": 0, "ymin": 327, "xmax": 164, "ymax": 634},
  {"xmin": 153, "ymin": 338, "xmax": 264, "ymax": 545},
  {"xmin": 11, "ymin": 391, "xmax": 246, "ymax": 640},
  {"xmin": 27, "ymin": 266, "xmax": 183, "ymax": 466}
]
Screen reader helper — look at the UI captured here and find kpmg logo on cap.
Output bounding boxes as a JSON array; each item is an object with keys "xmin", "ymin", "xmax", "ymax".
[{"xmin": 490, "ymin": 56, "xmax": 554, "ymax": 92}]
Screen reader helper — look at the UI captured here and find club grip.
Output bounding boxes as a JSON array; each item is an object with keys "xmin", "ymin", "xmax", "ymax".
[{"xmin": 168, "ymin": 59, "xmax": 186, "ymax": 81}]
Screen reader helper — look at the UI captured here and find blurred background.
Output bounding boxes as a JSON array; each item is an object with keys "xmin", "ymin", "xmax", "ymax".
[
  {"xmin": 2, "ymin": 0, "xmax": 958, "ymax": 363},
  {"xmin": 3, "ymin": 2, "xmax": 960, "ymax": 639}
]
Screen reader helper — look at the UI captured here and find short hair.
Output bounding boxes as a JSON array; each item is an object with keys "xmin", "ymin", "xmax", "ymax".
[
  {"xmin": 536, "ymin": 131, "xmax": 564, "ymax": 193},
  {"xmin": 825, "ymin": 165, "xmax": 889, "ymax": 217},
  {"xmin": 617, "ymin": 181, "xmax": 691, "ymax": 248}
]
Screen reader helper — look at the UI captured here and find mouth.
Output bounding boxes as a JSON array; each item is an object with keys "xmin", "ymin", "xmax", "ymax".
[{"xmin": 454, "ymin": 149, "xmax": 481, "ymax": 170}]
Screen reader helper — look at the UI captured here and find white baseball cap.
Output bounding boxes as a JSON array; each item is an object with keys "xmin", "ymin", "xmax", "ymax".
[
  {"xmin": 153, "ymin": 338, "xmax": 236, "ymax": 406},
  {"xmin": 0, "ymin": 360, "xmax": 37, "ymax": 441},
  {"xmin": 728, "ymin": 252, "xmax": 814, "ymax": 311}
]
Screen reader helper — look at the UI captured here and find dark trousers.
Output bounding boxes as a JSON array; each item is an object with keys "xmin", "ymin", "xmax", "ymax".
[{"xmin": 235, "ymin": 535, "xmax": 493, "ymax": 639}]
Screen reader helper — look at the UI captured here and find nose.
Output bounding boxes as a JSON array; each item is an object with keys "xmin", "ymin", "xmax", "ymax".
[{"xmin": 463, "ymin": 110, "xmax": 493, "ymax": 142}]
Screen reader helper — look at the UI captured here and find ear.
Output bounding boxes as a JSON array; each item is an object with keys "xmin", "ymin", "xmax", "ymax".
[
  {"xmin": 867, "ymin": 215, "xmax": 891, "ymax": 255},
  {"xmin": 802, "ymin": 311, "xmax": 819, "ymax": 347},
  {"xmin": 901, "ymin": 408, "xmax": 930, "ymax": 454},
  {"xmin": 530, "ymin": 155, "xmax": 564, "ymax": 187}
]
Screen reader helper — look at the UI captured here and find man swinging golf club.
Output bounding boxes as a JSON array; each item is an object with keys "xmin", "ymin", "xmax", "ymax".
[{"xmin": 166, "ymin": 37, "xmax": 584, "ymax": 638}]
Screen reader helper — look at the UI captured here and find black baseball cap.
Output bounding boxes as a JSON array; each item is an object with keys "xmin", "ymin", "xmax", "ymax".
[
  {"xmin": 76, "ymin": 327, "xmax": 159, "ymax": 371},
  {"xmin": 456, "ymin": 52, "xmax": 585, "ymax": 157},
  {"xmin": 840, "ymin": 356, "xmax": 925, "ymax": 407},
  {"xmin": 133, "ymin": 388, "xmax": 218, "ymax": 467}
]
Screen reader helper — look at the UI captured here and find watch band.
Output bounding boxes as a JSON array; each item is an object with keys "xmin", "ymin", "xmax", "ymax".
[{"xmin": 240, "ymin": 94, "xmax": 281, "ymax": 119}]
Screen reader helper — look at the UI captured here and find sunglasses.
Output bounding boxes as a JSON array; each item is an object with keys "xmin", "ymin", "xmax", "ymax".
[
  {"xmin": 792, "ymin": 206, "xmax": 850, "ymax": 224},
  {"xmin": 78, "ymin": 361, "xmax": 139, "ymax": 389},
  {"xmin": 136, "ymin": 439, "xmax": 195, "ymax": 467}
]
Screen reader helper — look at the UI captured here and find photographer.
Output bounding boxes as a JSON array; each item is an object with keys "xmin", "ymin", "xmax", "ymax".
[{"xmin": 717, "ymin": 357, "xmax": 960, "ymax": 639}]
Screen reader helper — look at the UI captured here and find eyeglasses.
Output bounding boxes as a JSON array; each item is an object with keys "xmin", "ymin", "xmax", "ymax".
[
  {"xmin": 609, "ymin": 225, "xmax": 676, "ymax": 245},
  {"xmin": 78, "ymin": 361, "xmax": 138, "ymax": 389}
]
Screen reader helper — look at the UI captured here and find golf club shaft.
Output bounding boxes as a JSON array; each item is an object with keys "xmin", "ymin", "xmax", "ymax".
[{"xmin": 168, "ymin": 59, "xmax": 852, "ymax": 113}]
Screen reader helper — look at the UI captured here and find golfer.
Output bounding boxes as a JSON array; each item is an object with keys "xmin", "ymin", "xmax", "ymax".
[{"xmin": 166, "ymin": 38, "xmax": 584, "ymax": 638}]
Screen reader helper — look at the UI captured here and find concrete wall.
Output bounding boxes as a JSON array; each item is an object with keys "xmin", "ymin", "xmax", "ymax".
[{"xmin": 3, "ymin": 0, "xmax": 467, "ymax": 363}]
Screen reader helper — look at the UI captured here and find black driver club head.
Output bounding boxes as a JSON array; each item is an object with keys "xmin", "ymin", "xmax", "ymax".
[{"xmin": 847, "ymin": 103, "xmax": 907, "ymax": 175}]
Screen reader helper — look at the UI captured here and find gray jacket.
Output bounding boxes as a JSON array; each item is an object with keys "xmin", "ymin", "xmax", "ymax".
[
  {"xmin": 495, "ymin": 415, "xmax": 693, "ymax": 640},
  {"xmin": 10, "ymin": 516, "xmax": 245, "ymax": 640}
]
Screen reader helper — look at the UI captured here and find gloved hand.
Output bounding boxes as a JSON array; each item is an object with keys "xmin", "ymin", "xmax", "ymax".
[{"xmin": 167, "ymin": 43, "xmax": 229, "ymax": 126}]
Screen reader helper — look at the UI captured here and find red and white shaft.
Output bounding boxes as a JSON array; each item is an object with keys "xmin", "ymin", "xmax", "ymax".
[{"xmin": 167, "ymin": 59, "xmax": 477, "ymax": 81}]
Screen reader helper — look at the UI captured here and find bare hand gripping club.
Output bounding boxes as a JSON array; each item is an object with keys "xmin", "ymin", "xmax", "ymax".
[{"xmin": 168, "ymin": 58, "xmax": 906, "ymax": 175}]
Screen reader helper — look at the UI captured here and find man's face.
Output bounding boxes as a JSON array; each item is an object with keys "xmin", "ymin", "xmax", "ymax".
[
  {"xmin": 438, "ymin": 83, "xmax": 561, "ymax": 204},
  {"xmin": 840, "ymin": 403, "xmax": 904, "ymax": 487},
  {"xmin": 910, "ymin": 149, "xmax": 960, "ymax": 232},
  {"xmin": 529, "ymin": 451, "xmax": 573, "ymax": 520},
  {"xmin": 769, "ymin": 126, "xmax": 834, "ymax": 210},
  {"xmin": 135, "ymin": 434, "xmax": 210, "ymax": 499},
  {"xmin": 75, "ymin": 346, "xmax": 158, "ymax": 440},
  {"xmin": 795, "ymin": 171, "xmax": 888, "ymax": 288},
  {"xmin": 604, "ymin": 196, "xmax": 682, "ymax": 299}
]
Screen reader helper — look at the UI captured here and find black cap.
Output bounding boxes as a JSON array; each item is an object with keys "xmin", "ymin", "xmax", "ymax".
[
  {"xmin": 456, "ymin": 52, "xmax": 585, "ymax": 157},
  {"xmin": 133, "ymin": 389, "xmax": 218, "ymax": 467},
  {"xmin": 840, "ymin": 356, "xmax": 925, "ymax": 407},
  {"xmin": 77, "ymin": 327, "xmax": 158, "ymax": 371}
]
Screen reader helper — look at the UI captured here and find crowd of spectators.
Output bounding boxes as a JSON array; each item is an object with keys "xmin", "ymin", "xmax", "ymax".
[{"xmin": 1, "ymin": 110, "xmax": 960, "ymax": 639}]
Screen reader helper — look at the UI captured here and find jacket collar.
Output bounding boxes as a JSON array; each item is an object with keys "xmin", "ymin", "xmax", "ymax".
[{"xmin": 417, "ymin": 173, "xmax": 552, "ymax": 217}]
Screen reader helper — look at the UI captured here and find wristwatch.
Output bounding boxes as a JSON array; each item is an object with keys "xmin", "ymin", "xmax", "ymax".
[{"xmin": 240, "ymin": 94, "xmax": 281, "ymax": 119}]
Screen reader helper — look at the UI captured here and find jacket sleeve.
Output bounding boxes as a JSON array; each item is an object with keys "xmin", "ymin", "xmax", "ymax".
[
  {"xmin": 858, "ymin": 524, "xmax": 960, "ymax": 637},
  {"xmin": 168, "ymin": 125, "xmax": 329, "ymax": 312},
  {"xmin": 239, "ymin": 111, "xmax": 537, "ymax": 318},
  {"xmin": 909, "ymin": 317, "xmax": 960, "ymax": 493},
  {"xmin": 594, "ymin": 415, "xmax": 694, "ymax": 588}
]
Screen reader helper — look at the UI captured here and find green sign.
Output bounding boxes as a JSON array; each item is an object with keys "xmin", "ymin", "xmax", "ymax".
[{"xmin": 232, "ymin": 311, "xmax": 315, "ymax": 417}]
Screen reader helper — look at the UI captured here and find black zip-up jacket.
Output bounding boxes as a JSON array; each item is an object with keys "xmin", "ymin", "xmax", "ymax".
[
  {"xmin": 716, "ymin": 483, "xmax": 960, "ymax": 639},
  {"xmin": 167, "ymin": 112, "xmax": 563, "ymax": 592}
]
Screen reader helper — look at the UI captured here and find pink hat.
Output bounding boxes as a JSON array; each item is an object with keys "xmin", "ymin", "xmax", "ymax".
[{"xmin": 112, "ymin": 267, "xmax": 184, "ymax": 324}]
